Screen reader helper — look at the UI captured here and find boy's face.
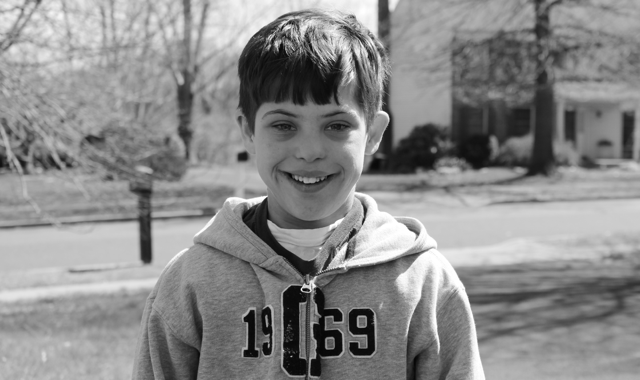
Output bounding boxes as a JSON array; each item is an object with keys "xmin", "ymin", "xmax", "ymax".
[{"xmin": 238, "ymin": 84, "xmax": 388, "ymax": 229}]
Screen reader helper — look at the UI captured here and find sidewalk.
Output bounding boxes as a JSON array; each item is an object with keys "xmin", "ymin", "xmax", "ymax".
[{"xmin": 0, "ymin": 208, "xmax": 217, "ymax": 229}]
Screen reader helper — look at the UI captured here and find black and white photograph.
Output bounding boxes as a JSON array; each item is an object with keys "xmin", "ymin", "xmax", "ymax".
[{"xmin": 1, "ymin": 0, "xmax": 639, "ymax": 379}]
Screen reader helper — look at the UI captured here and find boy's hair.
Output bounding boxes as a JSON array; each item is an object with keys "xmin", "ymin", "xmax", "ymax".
[{"xmin": 237, "ymin": 9, "xmax": 389, "ymax": 131}]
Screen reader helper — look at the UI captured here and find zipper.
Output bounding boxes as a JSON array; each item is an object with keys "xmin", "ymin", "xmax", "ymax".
[
  {"xmin": 300, "ymin": 274, "xmax": 316, "ymax": 294},
  {"xmin": 277, "ymin": 260, "xmax": 312, "ymax": 379},
  {"xmin": 304, "ymin": 275, "xmax": 312, "ymax": 380},
  {"xmin": 300, "ymin": 269, "xmax": 343, "ymax": 379},
  {"xmin": 280, "ymin": 258, "xmax": 346, "ymax": 379}
]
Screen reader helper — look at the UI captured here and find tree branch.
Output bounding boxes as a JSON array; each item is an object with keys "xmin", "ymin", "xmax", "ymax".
[
  {"xmin": 0, "ymin": 0, "xmax": 42, "ymax": 53},
  {"xmin": 146, "ymin": 0, "xmax": 180, "ymax": 85},
  {"xmin": 192, "ymin": 0, "xmax": 210, "ymax": 75}
]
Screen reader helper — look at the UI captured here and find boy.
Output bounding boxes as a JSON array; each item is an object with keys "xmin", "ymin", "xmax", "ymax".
[{"xmin": 133, "ymin": 9, "xmax": 484, "ymax": 380}]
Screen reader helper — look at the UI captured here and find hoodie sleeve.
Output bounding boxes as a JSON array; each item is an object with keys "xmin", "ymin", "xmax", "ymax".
[
  {"xmin": 132, "ymin": 297, "xmax": 200, "ymax": 380},
  {"xmin": 415, "ymin": 288, "xmax": 485, "ymax": 380}
]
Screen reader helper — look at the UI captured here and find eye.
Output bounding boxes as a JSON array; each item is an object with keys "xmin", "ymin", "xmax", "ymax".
[
  {"xmin": 271, "ymin": 123, "xmax": 296, "ymax": 132},
  {"xmin": 326, "ymin": 123, "xmax": 351, "ymax": 132}
]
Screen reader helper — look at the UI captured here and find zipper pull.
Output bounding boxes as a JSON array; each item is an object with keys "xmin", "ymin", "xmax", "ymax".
[{"xmin": 301, "ymin": 274, "xmax": 316, "ymax": 294}]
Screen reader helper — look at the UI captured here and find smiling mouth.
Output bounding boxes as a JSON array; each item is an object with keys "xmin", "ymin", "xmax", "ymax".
[{"xmin": 287, "ymin": 173, "xmax": 331, "ymax": 185}]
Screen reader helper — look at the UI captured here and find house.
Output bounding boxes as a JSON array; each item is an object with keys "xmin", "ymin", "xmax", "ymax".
[{"xmin": 389, "ymin": 0, "xmax": 640, "ymax": 162}]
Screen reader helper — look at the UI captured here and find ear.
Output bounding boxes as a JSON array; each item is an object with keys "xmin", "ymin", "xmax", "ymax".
[
  {"xmin": 365, "ymin": 110, "xmax": 390, "ymax": 155},
  {"xmin": 236, "ymin": 110, "xmax": 255, "ymax": 155}
]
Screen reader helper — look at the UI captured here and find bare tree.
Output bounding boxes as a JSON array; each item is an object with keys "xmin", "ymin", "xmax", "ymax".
[
  {"xmin": 144, "ymin": 0, "xmax": 210, "ymax": 161},
  {"xmin": 0, "ymin": 0, "xmax": 42, "ymax": 53},
  {"xmin": 1, "ymin": 0, "xmax": 187, "ymax": 209},
  {"xmin": 143, "ymin": 0, "xmax": 291, "ymax": 162},
  {"xmin": 2, "ymin": 0, "xmax": 375, "ymax": 175},
  {"xmin": 530, "ymin": 0, "xmax": 554, "ymax": 175}
]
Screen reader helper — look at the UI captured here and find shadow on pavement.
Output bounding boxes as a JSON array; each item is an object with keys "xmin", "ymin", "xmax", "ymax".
[{"xmin": 459, "ymin": 255, "xmax": 640, "ymax": 343}]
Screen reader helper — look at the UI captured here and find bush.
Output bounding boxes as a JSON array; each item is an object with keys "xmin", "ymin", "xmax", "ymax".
[
  {"xmin": 389, "ymin": 123, "xmax": 449, "ymax": 173},
  {"xmin": 458, "ymin": 134, "xmax": 498, "ymax": 169},
  {"xmin": 495, "ymin": 134, "xmax": 533, "ymax": 167},
  {"xmin": 496, "ymin": 134, "xmax": 580, "ymax": 167},
  {"xmin": 554, "ymin": 140, "xmax": 580, "ymax": 166},
  {"xmin": 434, "ymin": 156, "xmax": 472, "ymax": 173},
  {"xmin": 142, "ymin": 144, "xmax": 188, "ymax": 181},
  {"xmin": 84, "ymin": 123, "xmax": 188, "ymax": 181}
]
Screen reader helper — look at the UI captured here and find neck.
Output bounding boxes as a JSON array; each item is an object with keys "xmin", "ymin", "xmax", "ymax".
[{"xmin": 266, "ymin": 192, "xmax": 354, "ymax": 229}]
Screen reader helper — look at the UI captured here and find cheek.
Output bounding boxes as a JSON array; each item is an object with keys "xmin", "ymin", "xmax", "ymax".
[
  {"xmin": 254, "ymin": 138, "xmax": 280, "ymax": 161},
  {"xmin": 341, "ymin": 138, "xmax": 367, "ymax": 161},
  {"xmin": 334, "ymin": 145, "xmax": 366, "ymax": 177}
]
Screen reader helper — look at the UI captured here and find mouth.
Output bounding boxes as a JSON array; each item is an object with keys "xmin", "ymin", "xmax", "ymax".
[
  {"xmin": 282, "ymin": 171, "xmax": 334, "ymax": 191},
  {"xmin": 288, "ymin": 173, "xmax": 330, "ymax": 185}
]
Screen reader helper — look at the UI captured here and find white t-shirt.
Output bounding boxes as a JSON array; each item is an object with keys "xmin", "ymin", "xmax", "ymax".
[{"xmin": 267, "ymin": 218, "xmax": 344, "ymax": 261}]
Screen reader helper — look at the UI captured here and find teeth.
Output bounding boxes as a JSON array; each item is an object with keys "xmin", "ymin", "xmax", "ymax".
[{"xmin": 291, "ymin": 174, "xmax": 328, "ymax": 184}]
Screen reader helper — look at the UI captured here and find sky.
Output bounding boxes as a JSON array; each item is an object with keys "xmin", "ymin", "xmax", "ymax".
[{"xmin": 232, "ymin": 0, "xmax": 401, "ymax": 38}]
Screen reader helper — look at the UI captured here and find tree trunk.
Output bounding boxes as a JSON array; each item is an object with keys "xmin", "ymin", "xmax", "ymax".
[
  {"xmin": 528, "ymin": 0, "xmax": 556, "ymax": 176},
  {"xmin": 378, "ymin": 0, "xmax": 393, "ymax": 170},
  {"xmin": 178, "ymin": 0, "xmax": 194, "ymax": 161},
  {"xmin": 177, "ymin": 70, "xmax": 194, "ymax": 160}
]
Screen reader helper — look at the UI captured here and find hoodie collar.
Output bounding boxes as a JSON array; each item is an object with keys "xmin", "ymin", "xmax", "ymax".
[{"xmin": 193, "ymin": 193, "xmax": 437, "ymax": 279}]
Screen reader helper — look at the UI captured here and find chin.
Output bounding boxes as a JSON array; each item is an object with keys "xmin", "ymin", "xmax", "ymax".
[
  {"xmin": 288, "ymin": 202, "xmax": 339, "ymax": 222},
  {"xmin": 292, "ymin": 208, "xmax": 332, "ymax": 222}
]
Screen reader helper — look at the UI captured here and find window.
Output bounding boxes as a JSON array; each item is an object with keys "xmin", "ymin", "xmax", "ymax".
[
  {"xmin": 622, "ymin": 111, "xmax": 635, "ymax": 159},
  {"xmin": 564, "ymin": 110, "xmax": 576, "ymax": 144},
  {"xmin": 509, "ymin": 108, "xmax": 531, "ymax": 137}
]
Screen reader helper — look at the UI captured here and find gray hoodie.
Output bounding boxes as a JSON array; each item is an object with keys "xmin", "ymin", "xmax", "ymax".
[{"xmin": 132, "ymin": 193, "xmax": 484, "ymax": 379}]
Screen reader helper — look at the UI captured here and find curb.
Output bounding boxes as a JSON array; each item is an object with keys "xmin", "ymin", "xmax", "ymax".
[
  {"xmin": 486, "ymin": 194, "xmax": 640, "ymax": 206},
  {"xmin": 0, "ymin": 209, "xmax": 216, "ymax": 229},
  {"xmin": 0, "ymin": 278, "xmax": 158, "ymax": 303}
]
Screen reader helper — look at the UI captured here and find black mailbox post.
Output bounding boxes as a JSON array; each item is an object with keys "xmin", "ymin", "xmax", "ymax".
[
  {"xmin": 129, "ymin": 167, "xmax": 154, "ymax": 264},
  {"xmin": 237, "ymin": 151, "xmax": 249, "ymax": 162}
]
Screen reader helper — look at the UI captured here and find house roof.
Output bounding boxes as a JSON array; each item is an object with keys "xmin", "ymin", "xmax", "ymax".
[{"xmin": 555, "ymin": 81, "xmax": 640, "ymax": 104}]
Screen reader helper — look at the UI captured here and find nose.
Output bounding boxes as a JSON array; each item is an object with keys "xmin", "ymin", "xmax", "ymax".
[{"xmin": 294, "ymin": 132, "xmax": 326, "ymax": 162}]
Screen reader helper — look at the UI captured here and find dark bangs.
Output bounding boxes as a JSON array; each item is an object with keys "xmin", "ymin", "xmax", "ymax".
[
  {"xmin": 238, "ymin": 9, "xmax": 388, "ymax": 130},
  {"xmin": 255, "ymin": 38, "xmax": 353, "ymax": 112}
]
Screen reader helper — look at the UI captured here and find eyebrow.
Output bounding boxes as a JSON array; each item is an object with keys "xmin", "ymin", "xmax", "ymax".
[
  {"xmin": 321, "ymin": 110, "xmax": 354, "ymax": 118},
  {"xmin": 262, "ymin": 109, "xmax": 298, "ymax": 119},
  {"xmin": 261, "ymin": 109, "xmax": 356, "ymax": 119}
]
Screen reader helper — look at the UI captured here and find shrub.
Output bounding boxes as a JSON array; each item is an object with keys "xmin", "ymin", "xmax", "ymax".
[
  {"xmin": 142, "ymin": 144, "xmax": 188, "ymax": 182},
  {"xmin": 84, "ymin": 123, "xmax": 187, "ymax": 181},
  {"xmin": 495, "ymin": 134, "xmax": 533, "ymax": 167},
  {"xmin": 458, "ymin": 134, "xmax": 498, "ymax": 169},
  {"xmin": 554, "ymin": 140, "xmax": 580, "ymax": 166},
  {"xmin": 496, "ymin": 134, "xmax": 580, "ymax": 167},
  {"xmin": 434, "ymin": 156, "xmax": 472, "ymax": 172},
  {"xmin": 389, "ymin": 123, "xmax": 449, "ymax": 173}
]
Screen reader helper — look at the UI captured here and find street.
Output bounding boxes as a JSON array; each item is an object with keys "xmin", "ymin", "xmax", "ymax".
[{"xmin": 1, "ymin": 196, "xmax": 639, "ymax": 272}]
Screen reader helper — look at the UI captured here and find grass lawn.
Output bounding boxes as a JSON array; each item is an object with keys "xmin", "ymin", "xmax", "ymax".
[
  {"xmin": 0, "ymin": 166, "xmax": 241, "ymax": 223},
  {"xmin": 0, "ymin": 291, "xmax": 148, "ymax": 379},
  {"xmin": 359, "ymin": 165, "xmax": 640, "ymax": 204}
]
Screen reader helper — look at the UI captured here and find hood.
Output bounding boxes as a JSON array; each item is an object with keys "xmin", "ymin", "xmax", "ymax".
[{"xmin": 193, "ymin": 192, "xmax": 437, "ymax": 279}]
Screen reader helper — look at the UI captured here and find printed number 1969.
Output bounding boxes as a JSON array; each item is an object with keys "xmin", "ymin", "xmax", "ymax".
[{"xmin": 242, "ymin": 286, "xmax": 377, "ymax": 370}]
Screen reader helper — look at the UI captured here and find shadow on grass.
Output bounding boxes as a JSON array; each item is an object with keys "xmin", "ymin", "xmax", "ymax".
[{"xmin": 459, "ymin": 256, "xmax": 640, "ymax": 343}]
